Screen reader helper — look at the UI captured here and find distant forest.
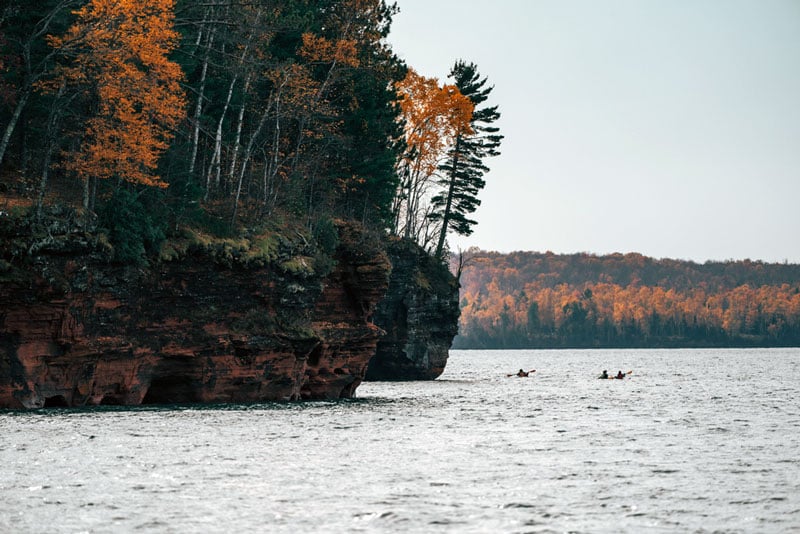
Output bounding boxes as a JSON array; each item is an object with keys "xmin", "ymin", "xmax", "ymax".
[{"xmin": 452, "ymin": 250, "xmax": 800, "ymax": 349}]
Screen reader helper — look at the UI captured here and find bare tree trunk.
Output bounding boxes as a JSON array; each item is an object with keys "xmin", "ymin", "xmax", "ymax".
[
  {"xmin": 189, "ymin": 24, "xmax": 215, "ymax": 178},
  {"xmin": 263, "ymin": 90, "xmax": 283, "ymax": 214},
  {"xmin": 0, "ymin": 0, "xmax": 79, "ymax": 168},
  {"xmin": 0, "ymin": 90, "xmax": 30, "ymax": 169},
  {"xmin": 227, "ymin": 72, "xmax": 252, "ymax": 186},
  {"xmin": 205, "ymin": 76, "xmax": 236, "ymax": 201},
  {"xmin": 231, "ymin": 97, "xmax": 274, "ymax": 227},
  {"xmin": 82, "ymin": 176, "xmax": 90, "ymax": 211},
  {"xmin": 434, "ymin": 140, "xmax": 462, "ymax": 259},
  {"xmin": 390, "ymin": 166, "xmax": 406, "ymax": 235},
  {"xmin": 90, "ymin": 174, "xmax": 97, "ymax": 211},
  {"xmin": 36, "ymin": 82, "xmax": 67, "ymax": 218},
  {"xmin": 205, "ymin": 21, "xmax": 257, "ymax": 200}
]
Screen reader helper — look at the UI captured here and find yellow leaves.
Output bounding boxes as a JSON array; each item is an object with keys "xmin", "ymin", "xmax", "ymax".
[
  {"xmin": 299, "ymin": 33, "xmax": 360, "ymax": 68},
  {"xmin": 52, "ymin": 0, "xmax": 186, "ymax": 188},
  {"xmin": 395, "ymin": 68, "xmax": 474, "ymax": 177}
]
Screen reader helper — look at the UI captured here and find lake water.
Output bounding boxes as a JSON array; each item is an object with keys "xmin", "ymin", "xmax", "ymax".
[{"xmin": 2, "ymin": 348, "xmax": 799, "ymax": 533}]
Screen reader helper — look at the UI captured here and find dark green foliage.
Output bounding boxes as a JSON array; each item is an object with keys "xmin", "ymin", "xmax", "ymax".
[
  {"xmin": 332, "ymin": 65, "xmax": 404, "ymax": 228},
  {"xmin": 313, "ymin": 216, "xmax": 339, "ymax": 255},
  {"xmin": 98, "ymin": 188, "xmax": 166, "ymax": 265},
  {"xmin": 0, "ymin": 1, "xmax": 80, "ymax": 171}
]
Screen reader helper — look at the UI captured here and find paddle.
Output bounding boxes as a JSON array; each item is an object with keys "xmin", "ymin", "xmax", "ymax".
[
  {"xmin": 506, "ymin": 369, "xmax": 536, "ymax": 377},
  {"xmin": 601, "ymin": 370, "xmax": 633, "ymax": 379}
]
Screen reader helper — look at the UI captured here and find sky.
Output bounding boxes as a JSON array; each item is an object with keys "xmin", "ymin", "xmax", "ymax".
[{"xmin": 387, "ymin": 0, "xmax": 800, "ymax": 263}]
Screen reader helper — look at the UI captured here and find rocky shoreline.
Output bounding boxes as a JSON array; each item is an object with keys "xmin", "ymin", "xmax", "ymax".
[{"xmin": 0, "ymin": 208, "xmax": 459, "ymax": 409}]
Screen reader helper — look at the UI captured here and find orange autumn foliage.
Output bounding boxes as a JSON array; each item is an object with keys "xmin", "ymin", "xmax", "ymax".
[
  {"xmin": 396, "ymin": 68, "xmax": 473, "ymax": 178},
  {"xmin": 453, "ymin": 251, "xmax": 800, "ymax": 348},
  {"xmin": 49, "ymin": 0, "xmax": 185, "ymax": 188},
  {"xmin": 299, "ymin": 33, "xmax": 360, "ymax": 68},
  {"xmin": 391, "ymin": 68, "xmax": 473, "ymax": 241}
]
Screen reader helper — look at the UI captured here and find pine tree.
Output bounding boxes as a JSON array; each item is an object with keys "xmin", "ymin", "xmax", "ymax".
[{"xmin": 430, "ymin": 60, "xmax": 502, "ymax": 259}]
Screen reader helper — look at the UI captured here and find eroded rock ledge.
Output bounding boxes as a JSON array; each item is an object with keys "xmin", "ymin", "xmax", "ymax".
[
  {"xmin": 366, "ymin": 238, "xmax": 460, "ymax": 381},
  {"xmin": 0, "ymin": 209, "xmax": 390, "ymax": 409}
]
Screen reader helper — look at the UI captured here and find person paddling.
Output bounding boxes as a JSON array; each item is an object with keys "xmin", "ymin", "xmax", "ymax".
[
  {"xmin": 598, "ymin": 369, "xmax": 631, "ymax": 379},
  {"xmin": 508, "ymin": 369, "xmax": 535, "ymax": 377}
]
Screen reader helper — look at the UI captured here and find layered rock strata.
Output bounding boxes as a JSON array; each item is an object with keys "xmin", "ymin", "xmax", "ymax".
[
  {"xmin": 0, "ymin": 209, "xmax": 389, "ymax": 409},
  {"xmin": 366, "ymin": 238, "xmax": 460, "ymax": 380}
]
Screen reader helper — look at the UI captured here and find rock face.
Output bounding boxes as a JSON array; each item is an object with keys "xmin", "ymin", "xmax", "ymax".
[
  {"xmin": 366, "ymin": 238, "xmax": 460, "ymax": 381},
  {"xmin": 0, "ymin": 209, "xmax": 389, "ymax": 409}
]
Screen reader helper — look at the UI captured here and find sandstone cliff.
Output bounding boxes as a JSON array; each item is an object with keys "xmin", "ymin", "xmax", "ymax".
[
  {"xmin": 366, "ymin": 238, "xmax": 460, "ymax": 381},
  {"xmin": 0, "ymin": 208, "xmax": 389, "ymax": 409}
]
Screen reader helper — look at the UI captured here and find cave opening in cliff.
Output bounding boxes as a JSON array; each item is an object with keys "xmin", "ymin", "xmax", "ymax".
[
  {"xmin": 141, "ymin": 376, "xmax": 198, "ymax": 405},
  {"xmin": 99, "ymin": 395, "xmax": 123, "ymax": 406},
  {"xmin": 43, "ymin": 395, "xmax": 69, "ymax": 407},
  {"xmin": 307, "ymin": 344, "xmax": 323, "ymax": 367}
]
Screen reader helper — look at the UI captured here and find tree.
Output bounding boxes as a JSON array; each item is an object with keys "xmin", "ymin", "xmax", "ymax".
[
  {"xmin": 322, "ymin": 0, "xmax": 406, "ymax": 229},
  {"xmin": 48, "ymin": 0, "xmax": 186, "ymax": 198},
  {"xmin": 1, "ymin": 0, "xmax": 423, "ymax": 267},
  {"xmin": 392, "ymin": 68, "xmax": 473, "ymax": 245},
  {"xmin": 0, "ymin": 0, "xmax": 80, "ymax": 170},
  {"xmin": 226, "ymin": 0, "xmax": 405, "ymax": 229},
  {"xmin": 430, "ymin": 60, "xmax": 502, "ymax": 259}
]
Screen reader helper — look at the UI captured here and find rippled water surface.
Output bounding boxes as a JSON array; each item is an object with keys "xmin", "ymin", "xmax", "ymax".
[{"xmin": 2, "ymin": 348, "xmax": 800, "ymax": 533}]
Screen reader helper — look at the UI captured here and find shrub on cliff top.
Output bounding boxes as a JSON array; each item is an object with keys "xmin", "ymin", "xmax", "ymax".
[
  {"xmin": 98, "ymin": 188, "xmax": 166, "ymax": 265},
  {"xmin": 313, "ymin": 217, "xmax": 339, "ymax": 256},
  {"xmin": 241, "ymin": 233, "xmax": 280, "ymax": 266},
  {"xmin": 159, "ymin": 225, "xmax": 309, "ymax": 272}
]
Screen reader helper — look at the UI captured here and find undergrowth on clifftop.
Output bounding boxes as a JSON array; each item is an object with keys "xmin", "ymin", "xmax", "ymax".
[
  {"xmin": 0, "ymin": 199, "xmax": 343, "ymax": 285},
  {"xmin": 158, "ymin": 220, "xmax": 332, "ymax": 279}
]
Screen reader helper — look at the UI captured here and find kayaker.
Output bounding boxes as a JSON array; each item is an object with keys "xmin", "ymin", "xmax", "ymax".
[
  {"xmin": 599, "ymin": 370, "xmax": 609, "ymax": 379},
  {"xmin": 616, "ymin": 370, "xmax": 625, "ymax": 379},
  {"xmin": 517, "ymin": 369, "xmax": 529, "ymax": 377}
]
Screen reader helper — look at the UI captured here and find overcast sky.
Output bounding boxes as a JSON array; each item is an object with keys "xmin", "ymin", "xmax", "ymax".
[{"xmin": 387, "ymin": 0, "xmax": 800, "ymax": 263}]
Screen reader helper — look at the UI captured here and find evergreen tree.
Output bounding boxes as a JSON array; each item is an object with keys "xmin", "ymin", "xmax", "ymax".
[{"xmin": 430, "ymin": 60, "xmax": 502, "ymax": 258}]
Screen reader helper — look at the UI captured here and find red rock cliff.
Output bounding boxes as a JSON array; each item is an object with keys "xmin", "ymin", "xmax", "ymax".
[
  {"xmin": 366, "ymin": 238, "xmax": 460, "ymax": 381},
  {"xmin": 0, "ymin": 210, "xmax": 389, "ymax": 409}
]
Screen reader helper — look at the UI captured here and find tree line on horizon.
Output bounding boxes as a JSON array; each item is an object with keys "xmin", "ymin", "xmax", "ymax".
[
  {"xmin": 452, "ymin": 250, "xmax": 800, "ymax": 349},
  {"xmin": 0, "ymin": 0, "xmax": 501, "ymax": 263}
]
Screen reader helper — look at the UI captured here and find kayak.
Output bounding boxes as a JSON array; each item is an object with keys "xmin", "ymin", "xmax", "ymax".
[{"xmin": 598, "ymin": 371, "xmax": 633, "ymax": 379}]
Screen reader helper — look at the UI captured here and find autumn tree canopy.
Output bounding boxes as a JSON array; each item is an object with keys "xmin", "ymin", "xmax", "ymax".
[
  {"xmin": 48, "ymin": 0, "xmax": 185, "ymax": 193},
  {"xmin": 391, "ymin": 68, "xmax": 473, "ymax": 248}
]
